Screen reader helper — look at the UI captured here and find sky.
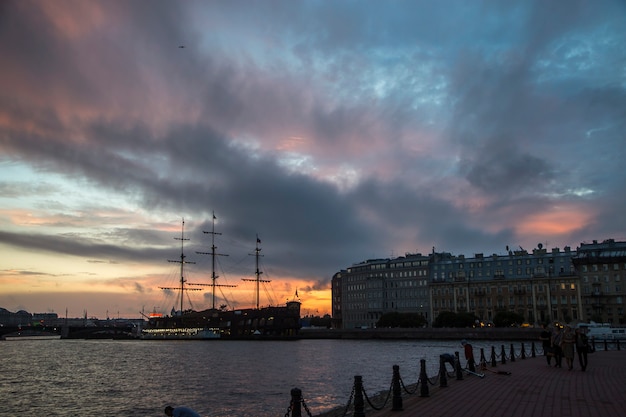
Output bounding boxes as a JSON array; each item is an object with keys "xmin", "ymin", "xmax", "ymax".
[{"xmin": 1, "ymin": 0, "xmax": 625, "ymax": 319}]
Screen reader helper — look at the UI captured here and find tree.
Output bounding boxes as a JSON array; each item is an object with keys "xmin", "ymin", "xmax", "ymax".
[
  {"xmin": 493, "ymin": 311, "xmax": 525, "ymax": 327},
  {"xmin": 376, "ymin": 312, "xmax": 427, "ymax": 328},
  {"xmin": 432, "ymin": 311, "xmax": 478, "ymax": 328},
  {"xmin": 309, "ymin": 315, "xmax": 331, "ymax": 328}
]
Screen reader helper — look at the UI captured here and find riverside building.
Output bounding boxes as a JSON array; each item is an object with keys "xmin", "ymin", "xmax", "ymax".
[
  {"xmin": 572, "ymin": 239, "xmax": 626, "ymax": 324},
  {"xmin": 333, "ymin": 240, "xmax": 626, "ymax": 329},
  {"xmin": 429, "ymin": 244, "xmax": 579, "ymax": 326},
  {"xmin": 332, "ymin": 253, "xmax": 430, "ymax": 329}
]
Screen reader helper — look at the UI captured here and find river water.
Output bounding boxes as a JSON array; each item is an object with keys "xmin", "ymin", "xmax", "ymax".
[{"xmin": 0, "ymin": 338, "xmax": 532, "ymax": 416}]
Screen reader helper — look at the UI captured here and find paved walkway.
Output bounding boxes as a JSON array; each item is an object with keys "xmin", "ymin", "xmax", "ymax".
[{"xmin": 335, "ymin": 348, "xmax": 626, "ymax": 417}]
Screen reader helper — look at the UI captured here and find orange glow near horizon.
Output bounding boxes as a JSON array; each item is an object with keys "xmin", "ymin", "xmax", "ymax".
[
  {"xmin": 0, "ymin": 243, "xmax": 332, "ymax": 318},
  {"xmin": 518, "ymin": 207, "xmax": 592, "ymax": 236}
]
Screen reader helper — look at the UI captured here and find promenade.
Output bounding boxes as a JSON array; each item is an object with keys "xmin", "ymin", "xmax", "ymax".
[{"xmin": 321, "ymin": 348, "xmax": 626, "ymax": 417}]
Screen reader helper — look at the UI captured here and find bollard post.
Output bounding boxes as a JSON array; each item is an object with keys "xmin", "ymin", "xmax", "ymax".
[
  {"xmin": 439, "ymin": 355, "xmax": 448, "ymax": 388},
  {"xmin": 521, "ymin": 343, "xmax": 526, "ymax": 359},
  {"xmin": 617, "ymin": 339, "xmax": 621, "ymax": 351},
  {"xmin": 510, "ymin": 343, "xmax": 515, "ymax": 362},
  {"xmin": 604, "ymin": 339, "xmax": 608, "ymax": 351},
  {"xmin": 491, "ymin": 346, "xmax": 497, "ymax": 367},
  {"xmin": 419, "ymin": 359, "xmax": 430, "ymax": 397},
  {"xmin": 290, "ymin": 388, "xmax": 302, "ymax": 417},
  {"xmin": 480, "ymin": 348, "xmax": 486, "ymax": 366},
  {"xmin": 353, "ymin": 376, "xmax": 365, "ymax": 417},
  {"xmin": 454, "ymin": 351, "xmax": 463, "ymax": 380},
  {"xmin": 392, "ymin": 365, "xmax": 403, "ymax": 411},
  {"xmin": 531, "ymin": 341, "xmax": 536, "ymax": 358},
  {"xmin": 501, "ymin": 345, "xmax": 507, "ymax": 364}
]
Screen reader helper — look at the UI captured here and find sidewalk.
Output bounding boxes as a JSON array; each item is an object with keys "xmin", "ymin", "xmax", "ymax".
[{"xmin": 359, "ymin": 349, "xmax": 626, "ymax": 417}]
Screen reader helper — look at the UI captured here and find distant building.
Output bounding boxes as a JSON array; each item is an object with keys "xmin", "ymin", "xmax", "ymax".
[
  {"xmin": 572, "ymin": 239, "xmax": 626, "ymax": 325},
  {"xmin": 334, "ymin": 253, "xmax": 430, "ymax": 329},
  {"xmin": 429, "ymin": 245, "xmax": 578, "ymax": 325},
  {"xmin": 33, "ymin": 312, "xmax": 59, "ymax": 324},
  {"xmin": 331, "ymin": 272, "xmax": 342, "ymax": 329},
  {"xmin": 0, "ymin": 308, "xmax": 32, "ymax": 326},
  {"xmin": 332, "ymin": 240, "xmax": 626, "ymax": 328}
]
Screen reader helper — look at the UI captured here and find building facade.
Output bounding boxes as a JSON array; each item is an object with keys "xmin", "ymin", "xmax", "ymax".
[
  {"xmin": 333, "ymin": 240, "xmax": 626, "ymax": 329},
  {"xmin": 572, "ymin": 239, "xmax": 626, "ymax": 325},
  {"xmin": 429, "ymin": 245, "xmax": 579, "ymax": 325},
  {"xmin": 336, "ymin": 253, "xmax": 430, "ymax": 329}
]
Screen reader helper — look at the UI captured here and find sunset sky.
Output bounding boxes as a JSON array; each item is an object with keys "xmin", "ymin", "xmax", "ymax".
[{"xmin": 1, "ymin": 0, "xmax": 625, "ymax": 319}]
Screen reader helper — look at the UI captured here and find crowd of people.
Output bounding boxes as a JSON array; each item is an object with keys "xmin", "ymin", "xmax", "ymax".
[{"xmin": 539, "ymin": 324, "xmax": 590, "ymax": 371}]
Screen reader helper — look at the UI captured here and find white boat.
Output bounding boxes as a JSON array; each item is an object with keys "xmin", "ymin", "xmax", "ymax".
[{"xmin": 578, "ymin": 322, "xmax": 626, "ymax": 340}]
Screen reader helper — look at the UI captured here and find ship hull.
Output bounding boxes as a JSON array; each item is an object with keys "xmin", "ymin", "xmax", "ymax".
[{"xmin": 141, "ymin": 301, "xmax": 301, "ymax": 340}]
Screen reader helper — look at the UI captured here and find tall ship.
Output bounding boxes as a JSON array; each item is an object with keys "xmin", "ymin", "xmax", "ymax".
[{"xmin": 141, "ymin": 217, "xmax": 301, "ymax": 340}]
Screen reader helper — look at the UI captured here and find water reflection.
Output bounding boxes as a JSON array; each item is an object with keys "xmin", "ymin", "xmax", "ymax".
[{"xmin": 0, "ymin": 338, "xmax": 530, "ymax": 416}]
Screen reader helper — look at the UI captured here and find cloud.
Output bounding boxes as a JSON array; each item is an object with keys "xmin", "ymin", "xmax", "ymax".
[{"xmin": 0, "ymin": 0, "xmax": 625, "ymax": 317}]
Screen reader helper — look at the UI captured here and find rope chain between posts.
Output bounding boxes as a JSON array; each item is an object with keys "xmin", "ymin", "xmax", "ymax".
[
  {"xmin": 399, "ymin": 376, "xmax": 418, "ymax": 395},
  {"xmin": 301, "ymin": 398, "xmax": 313, "ymax": 417},
  {"xmin": 513, "ymin": 344, "xmax": 522, "ymax": 359},
  {"xmin": 339, "ymin": 384, "xmax": 356, "ymax": 417},
  {"xmin": 283, "ymin": 397, "xmax": 314, "ymax": 417},
  {"xmin": 427, "ymin": 371, "xmax": 439, "ymax": 386},
  {"xmin": 362, "ymin": 380, "xmax": 393, "ymax": 411}
]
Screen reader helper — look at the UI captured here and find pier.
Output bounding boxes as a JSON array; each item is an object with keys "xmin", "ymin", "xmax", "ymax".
[{"xmin": 288, "ymin": 342, "xmax": 626, "ymax": 417}]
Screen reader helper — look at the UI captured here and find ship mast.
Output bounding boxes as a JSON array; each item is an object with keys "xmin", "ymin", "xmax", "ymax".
[
  {"xmin": 160, "ymin": 219, "xmax": 201, "ymax": 314},
  {"xmin": 242, "ymin": 235, "xmax": 270, "ymax": 309},
  {"xmin": 193, "ymin": 212, "xmax": 235, "ymax": 309}
]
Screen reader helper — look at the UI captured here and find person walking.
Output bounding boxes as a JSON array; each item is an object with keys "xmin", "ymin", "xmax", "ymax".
[
  {"xmin": 164, "ymin": 405, "xmax": 201, "ymax": 417},
  {"xmin": 575, "ymin": 327, "xmax": 589, "ymax": 371},
  {"xmin": 540, "ymin": 324, "xmax": 553, "ymax": 365},
  {"xmin": 562, "ymin": 325, "xmax": 575, "ymax": 370},
  {"xmin": 551, "ymin": 326, "xmax": 563, "ymax": 368}
]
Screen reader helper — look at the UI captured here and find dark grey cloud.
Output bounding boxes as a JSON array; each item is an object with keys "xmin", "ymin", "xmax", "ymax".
[{"xmin": 1, "ymin": 0, "xmax": 625, "ymax": 297}]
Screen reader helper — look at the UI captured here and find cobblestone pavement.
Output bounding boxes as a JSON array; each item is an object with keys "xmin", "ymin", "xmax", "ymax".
[{"xmin": 348, "ymin": 348, "xmax": 626, "ymax": 417}]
